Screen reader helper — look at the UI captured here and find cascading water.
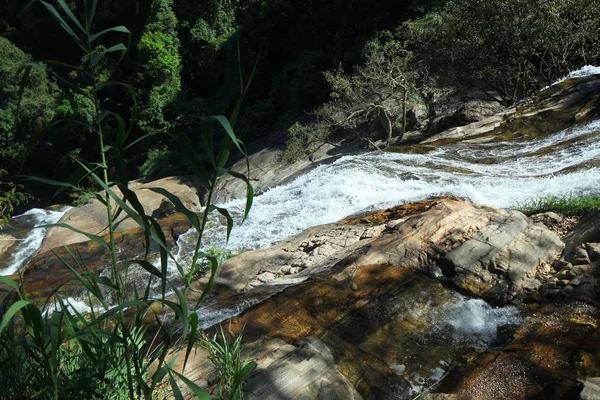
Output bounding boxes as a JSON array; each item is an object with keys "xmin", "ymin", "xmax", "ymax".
[
  {"xmin": 0, "ymin": 207, "xmax": 70, "ymax": 276},
  {"xmin": 201, "ymin": 118, "xmax": 600, "ymax": 252}
]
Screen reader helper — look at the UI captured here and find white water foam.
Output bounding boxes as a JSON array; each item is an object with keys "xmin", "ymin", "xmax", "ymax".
[
  {"xmin": 204, "ymin": 119, "xmax": 600, "ymax": 252},
  {"xmin": 442, "ymin": 297, "xmax": 521, "ymax": 346},
  {"xmin": 554, "ymin": 65, "xmax": 600, "ymax": 85},
  {"xmin": 0, "ymin": 207, "xmax": 70, "ymax": 276}
]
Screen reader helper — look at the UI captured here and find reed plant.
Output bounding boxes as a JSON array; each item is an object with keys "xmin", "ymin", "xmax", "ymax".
[{"xmin": 0, "ymin": 0, "xmax": 256, "ymax": 398}]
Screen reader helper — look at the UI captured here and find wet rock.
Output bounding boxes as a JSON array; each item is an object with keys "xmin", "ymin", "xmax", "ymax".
[
  {"xmin": 447, "ymin": 302, "xmax": 600, "ymax": 399},
  {"xmin": 41, "ymin": 176, "xmax": 202, "ymax": 252},
  {"xmin": 554, "ymin": 260, "xmax": 572, "ymax": 271},
  {"xmin": 442, "ymin": 209, "xmax": 563, "ymax": 300},
  {"xmin": 562, "ymin": 211, "xmax": 600, "ymax": 262},
  {"xmin": 0, "ymin": 213, "xmax": 191, "ymax": 305},
  {"xmin": 242, "ymin": 337, "xmax": 362, "ymax": 400},
  {"xmin": 217, "ymin": 198, "xmax": 563, "ymax": 302}
]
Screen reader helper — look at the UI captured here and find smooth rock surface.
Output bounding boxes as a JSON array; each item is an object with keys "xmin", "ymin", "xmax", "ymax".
[{"xmin": 40, "ymin": 176, "xmax": 202, "ymax": 252}]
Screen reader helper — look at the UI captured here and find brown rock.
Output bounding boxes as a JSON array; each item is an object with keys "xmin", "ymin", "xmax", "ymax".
[
  {"xmin": 40, "ymin": 176, "xmax": 202, "ymax": 253},
  {"xmin": 449, "ymin": 302, "xmax": 600, "ymax": 399},
  {"xmin": 0, "ymin": 212, "xmax": 191, "ymax": 306}
]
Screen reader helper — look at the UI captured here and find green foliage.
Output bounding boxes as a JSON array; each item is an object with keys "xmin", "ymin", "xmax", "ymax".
[
  {"xmin": 517, "ymin": 195, "xmax": 600, "ymax": 216},
  {"xmin": 139, "ymin": 146, "xmax": 188, "ymax": 181},
  {"xmin": 192, "ymin": 245, "xmax": 239, "ymax": 279},
  {"xmin": 0, "ymin": 36, "xmax": 58, "ymax": 165},
  {"xmin": 1, "ymin": 2, "xmax": 255, "ymax": 399},
  {"xmin": 413, "ymin": 0, "xmax": 600, "ymax": 103},
  {"xmin": 0, "ymin": 169, "xmax": 30, "ymax": 226},
  {"xmin": 282, "ymin": 121, "xmax": 330, "ymax": 163},
  {"xmin": 138, "ymin": 0, "xmax": 182, "ymax": 132},
  {"xmin": 201, "ymin": 326, "xmax": 257, "ymax": 400},
  {"xmin": 284, "ymin": 32, "xmax": 425, "ymax": 160}
]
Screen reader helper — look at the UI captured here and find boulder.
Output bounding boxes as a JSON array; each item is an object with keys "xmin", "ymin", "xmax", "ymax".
[
  {"xmin": 40, "ymin": 176, "xmax": 202, "ymax": 253},
  {"xmin": 215, "ymin": 198, "xmax": 563, "ymax": 302},
  {"xmin": 422, "ymin": 75, "xmax": 600, "ymax": 145},
  {"xmin": 0, "ymin": 212, "xmax": 191, "ymax": 305}
]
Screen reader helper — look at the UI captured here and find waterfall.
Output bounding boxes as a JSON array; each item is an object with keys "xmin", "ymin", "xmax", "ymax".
[{"xmin": 0, "ymin": 207, "xmax": 70, "ymax": 276}]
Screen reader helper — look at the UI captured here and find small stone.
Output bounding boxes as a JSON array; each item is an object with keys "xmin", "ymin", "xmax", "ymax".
[
  {"xmin": 586, "ymin": 243, "xmax": 600, "ymax": 261},
  {"xmin": 557, "ymin": 269, "xmax": 576, "ymax": 280},
  {"xmin": 544, "ymin": 281, "xmax": 557, "ymax": 290},
  {"xmin": 570, "ymin": 275, "xmax": 594, "ymax": 287},
  {"xmin": 386, "ymin": 218, "xmax": 406, "ymax": 230},
  {"xmin": 522, "ymin": 278, "xmax": 541, "ymax": 292},
  {"xmin": 557, "ymin": 280, "xmax": 569, "ymax": 288},
  {"xmin": 563, "ymin": 285, "xmax": 574, "ymax": 294},
  {"xmin": 572, "ymin": 264, "xmax": 592, "ymax": 275},
  {"xmin": 573, "ymin": 246, "xmax": 590, "ymax": 265},
  {"xmin": 580, "ymin": 377, "xmax": 600, "ymax": 400},
  {"xmin": 481, "ymin": 274, "xmax": 492, "ymax": 283},
  {"xmin": 256, "ymin": 271, "xmax": 277, "ymax": 283},
  {"xmin": 543, "ymin": 288, "xmax": 562, "ymax": 297},
  {"xmin": 280, "ymin": 265, "xmax": 292, "ymax": 275},
  {"xmin": 553, "ymin": 260, "xmax": 571, "ymax": 271}
]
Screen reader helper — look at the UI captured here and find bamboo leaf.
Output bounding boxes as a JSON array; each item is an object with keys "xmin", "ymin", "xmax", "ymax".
[
  {"xmin": 146, "ymin": 187, "xmax": 201, "ymax": 230},
  {"xmin": 92, "ymin": 43, "xmax": 127, "ymax": 66},
  {"xmin": 227, "ymin": 170, "xmax": 254, "ymax": 220},
  {"xmin": 129, "ymin": 260, "xmax": 164, "ymax": 279},
  {"xmin": 207, "ymin": 205, "xmax": 234, "ymax": 242},
  {"xmin": 56, "ymin": 0, "xmax": 86, "ymax": 33},
  {"xmin": 40, "ymin": 1, "xmax": 87, "ymax": 52},
  {"xmin": 0, "ymin": 300, "xmax": 32, "ymax": 333},
  {"xmin": 170, "ymin": 368, "xmax": 211, "ymax": 400},
  {"xmin": 89, "ymin": 26, "xmax": 130, "ymax": 43}
]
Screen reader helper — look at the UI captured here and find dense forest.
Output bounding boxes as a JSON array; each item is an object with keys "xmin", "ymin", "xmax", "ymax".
[{"xmin": 1, "ymin": 0, "xmax": 599, "ymax": 212}]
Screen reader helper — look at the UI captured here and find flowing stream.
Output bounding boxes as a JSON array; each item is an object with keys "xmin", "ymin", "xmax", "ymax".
[
  {"xmin": 201, "ymin": 118, "xmax": 600, "ymax": 252},
  {"xmin": 3, "ymin": 70, "xmax": 600, "ymax": 397},
  {"xmin": 0, "ymin": 207, "xmax": 69, "ymax": 276}
]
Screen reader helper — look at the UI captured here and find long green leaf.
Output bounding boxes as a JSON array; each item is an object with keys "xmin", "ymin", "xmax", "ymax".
[
  {"xmin": 92, "ymin": 43, "xmax": 127, "ymax": 66},
  {"xmin": 0, "ymin": 300, "xmax": 32, "ymax": 333},
  {"xmin": 0, "ymin": 277, "xmax": 19, "ymax": 292},
  {"xmin": 40, "ymin": 1, "xmax": 87, "ymax": 52},
  {"xmin": 168, "ymin": 369, "xmax": 185, "ymax": 400},
  {"xmin": 171, "ymin": 368, "xmax": 211, "ymax": 400},
  {"xmin": 207, "ymin": 205, "xmax": 234, "ymax": 242},
  {"xmin": 227, "ymin": 170, "xmax": 254, "ymax": 220},
  {"xmin": 231, "ymin": 360, "xmax": 257, "ymax": 399},
  {"xmin": 57, "ymin": 0, "xmax": 86, "ymax": 33},
  {"xmin": 146, "ymin": 187, "xmax": 201, "ymax": 230},
  {"xmin": 89, "ymin": 26, "xmax": 130, "ymax": 42}
]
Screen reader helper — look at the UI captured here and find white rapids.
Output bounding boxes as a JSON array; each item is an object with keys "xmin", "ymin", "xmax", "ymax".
[
  {"xmin": 203, "ymin": 118, "xmax": 600, "ymax": 252},
  {"xmin": 0, "ymin": 207, "xmax": 69, "ymax": 276}
]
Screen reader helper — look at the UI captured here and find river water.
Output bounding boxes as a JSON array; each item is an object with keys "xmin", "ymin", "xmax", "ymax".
[{"xmin": 201, "ymin": 117, "xmax": 600, "ymax": 252}]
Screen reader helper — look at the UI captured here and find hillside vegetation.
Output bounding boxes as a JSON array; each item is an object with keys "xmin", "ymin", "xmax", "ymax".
[{"xmin": 1, "ymin": 0, "xmax": 599, "ymax": 205}]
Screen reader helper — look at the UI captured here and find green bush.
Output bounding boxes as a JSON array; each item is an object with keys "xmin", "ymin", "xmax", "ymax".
[
  {"xmin": 139, "ymin": 146, "xmax": 188, "ymax": 181},
  {"xmin": 413, "ymin": 0, "xmax": 600, "ymax": 103},
  {"xmin": 137, "ymin": 0, "xmax": 182, "ymax": 132}
]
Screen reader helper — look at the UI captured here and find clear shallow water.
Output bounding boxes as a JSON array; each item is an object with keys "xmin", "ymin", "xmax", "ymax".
[
  {"xmin": 0, "ymin": 207, "xmax": 70, "ymax": 276},
  {"xmin": 201, "ymin": 118, "xmax": 600, "ymax": 252}
]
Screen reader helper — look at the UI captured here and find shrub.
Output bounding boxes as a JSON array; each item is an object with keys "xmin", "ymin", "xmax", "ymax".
[
  {"xmin": 413, "ymin": 0, "xmax": 600, "ymax": 104},
  {"xmin": 139, "ymin": 146, "xmax": 188, "ymax": 181}
]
